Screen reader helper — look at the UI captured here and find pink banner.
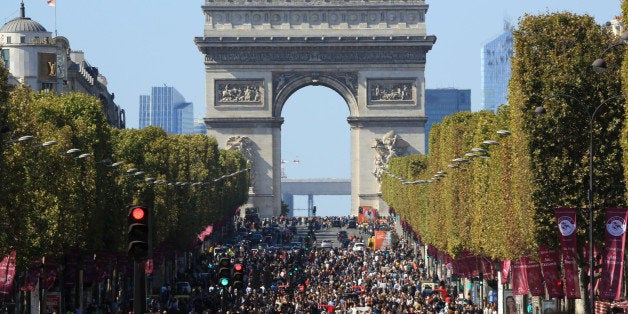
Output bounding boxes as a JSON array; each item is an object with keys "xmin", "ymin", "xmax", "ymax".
[
  {"xmin": 539, "ymin": 246, "xmax": 563, "ymax": 298},
  {"xmin": 42, "ymin": 258, "xmax": 59, "ymax": 290},
  {"xmin": 0, "ymin": 251, "xmax": 16, "ymax": 298},
  {"xmin": 145, "ymin": 259, "xmax": 154, "ymax": 275},
  {"xmin": 599, "ymin": 208, "xmax": 628, "ymax": 301},
  {"xmin": 21, "ymin": 260, "xmax": 43, "ymax": 292},
  {"xmin": 512, "ymin": 258, "xmax": 529, "ymax": 295},
  {"xmin": 500, "ymin": 260, "xmax": 511, "ymax": 285},
  {"xmin": 525, "ymin": 258, "xmax": 544, "ymax": 296},
  {"xmin": 555, "ymin": 207, "xmax": 581, "ymax": 299}
]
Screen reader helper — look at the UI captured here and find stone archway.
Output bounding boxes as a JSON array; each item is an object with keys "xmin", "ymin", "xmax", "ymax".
[{"xmin": 195, "ymin": 0, "xmax": 435, "ymax": 218}]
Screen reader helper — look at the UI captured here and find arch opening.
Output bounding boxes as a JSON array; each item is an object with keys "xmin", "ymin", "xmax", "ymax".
[{"xmin": 281, "ymin": 85, "xmax": 351, "ymax": 217}]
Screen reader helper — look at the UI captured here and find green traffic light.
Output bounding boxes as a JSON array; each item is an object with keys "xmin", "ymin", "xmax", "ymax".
[{"xmin": 220, "ymin": 277, "xmax": 229, "ymax": 286}]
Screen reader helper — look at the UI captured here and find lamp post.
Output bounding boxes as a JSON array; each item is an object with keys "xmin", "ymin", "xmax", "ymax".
[{"xmin": 535, "ymin": 93, "xmax": 623, "ymax": 313}]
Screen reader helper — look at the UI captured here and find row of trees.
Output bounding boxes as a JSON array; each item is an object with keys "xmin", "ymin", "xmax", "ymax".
[
  {"xmin": 0, "ymin": 63, "xmax": 249, "ymax": 270},
  {"xmin": 382, "ymin": 11, "xmax": 626, "ymax": 273}
]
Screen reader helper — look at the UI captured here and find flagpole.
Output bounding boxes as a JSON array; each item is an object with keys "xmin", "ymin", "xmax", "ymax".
[{"xmin": 54, "ymin": 1, "xmax": 57, "ymax": 37}]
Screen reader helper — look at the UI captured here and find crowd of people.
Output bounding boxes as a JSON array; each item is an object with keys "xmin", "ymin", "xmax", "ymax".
[{"xmin": 150, "ymin": 216, "xmax": 492, "ymax": 314}]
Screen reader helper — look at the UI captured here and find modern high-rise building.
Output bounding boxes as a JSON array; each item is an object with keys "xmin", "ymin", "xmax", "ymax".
[
  {"xmin": 481, "ymin": 20, "xmax": 514, "ymax": 112},
  {"xmin": 139, "ymin": 86, "xmax": 193, "ymax": 134},
  {"xmin": 425, "ymin": 88, "xmax": 471, "ymax": 152},
  {"xmin": 193, "ymin": 119, "xmax": 207, "ymax": 135}
]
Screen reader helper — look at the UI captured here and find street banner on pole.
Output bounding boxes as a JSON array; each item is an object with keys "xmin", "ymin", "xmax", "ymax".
[
  {"xmin": 524, "ymin": 257, "xmax": 544, "ymax": 296},
  {"xmin": 599, "ymin": 208, "xmax": 628, "ymax": 301},
  {"xmin": 0, "ymin": 250, "xmax": 16, "ymax": 298},
  {"xmin": 539, "ymin": 246, "xmax": 564, "ymax": 298},
  {"xmin": 500, "ymin": 260, "xmax": 511, "ymax": 285},
  {"xmin": 555, "ymin": 207, "xmax": 581, "ymax": 299},
  {"xmin": 512, "ymin": 258, "xmax": 529, "ymax": 295},
  {"xmin": 373, "ymin": 230, "xmax": 390, "ymax": 250}
]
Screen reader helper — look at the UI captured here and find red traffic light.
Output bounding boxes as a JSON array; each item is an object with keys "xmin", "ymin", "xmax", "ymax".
[
  {"xmin": 234, "ymin": 263, "xmax": 243, "ymax": 272},
  {"xmin": 556, "ymin": 280, "xmax": 563, "ymax": 287},
  {"xmin": 131, "ymin": 207, "xmax": 145, "ymax": 220}
]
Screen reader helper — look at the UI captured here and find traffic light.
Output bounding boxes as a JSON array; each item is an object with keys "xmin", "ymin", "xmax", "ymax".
[
  {"xmin": 232, "ymin": 263, "xmax": 244, "ymax": 289},
  {"xmin": 218, "ymin": 257, "xmax": 231, "ymax": 287},
  {"xmin": 127, "ymin": 205, "xmax": 151, "ymax": 261},
  {"xmin": 312, "ymin": 206, "xmax": 317, "ymax": 216}
]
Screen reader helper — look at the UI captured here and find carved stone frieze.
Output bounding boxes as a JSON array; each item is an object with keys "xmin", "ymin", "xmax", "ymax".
[
  {"xmin": 206, "ymin": 10, "xmax": 425, "ymax": 30},
  {"xmin": 367, "ymin": 78, "xmax": 417, "ymax": 106},
  {"xmin": 204, "ymin": 47, "xmax": 427, "ymax": 65},
  {"xmin": 272, "ymin": 71, "xmax": 357, "ymax": 98},
  {"xmin": 215, "ymin": 80, "xmax": 264, "ymax": 106}
]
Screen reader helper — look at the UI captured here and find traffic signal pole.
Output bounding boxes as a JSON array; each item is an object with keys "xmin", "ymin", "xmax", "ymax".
[
  {"xmin": 133, "ymin": 261, "xmax": 146, "ymax": 314},
  {"xmin": 127, "ymin": 205, "xmax": 151, "ymax": 314}
]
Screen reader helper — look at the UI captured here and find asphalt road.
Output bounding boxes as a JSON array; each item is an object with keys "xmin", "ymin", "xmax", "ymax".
[{"xmin": 294, "ymin": 222, "xmax": 364, "ymax": 249}]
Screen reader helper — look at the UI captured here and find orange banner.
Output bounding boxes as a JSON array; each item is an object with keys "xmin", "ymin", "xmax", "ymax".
[
  {"xmin": 357, "ymin": 206, "xmax": 378, "ymax": 224},
  {"xmin": 373, "ymin": 230, "xmax": 389, "ymax": 250}
]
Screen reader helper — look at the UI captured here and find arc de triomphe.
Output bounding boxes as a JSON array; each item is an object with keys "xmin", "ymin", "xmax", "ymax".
[{"xmin": 195, "ymin": 0, "xmax": 435, "ymax": 218}]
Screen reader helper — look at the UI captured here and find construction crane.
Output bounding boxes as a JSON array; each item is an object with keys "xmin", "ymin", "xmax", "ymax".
[{"xmin": 281, "ymin": 158, "xmax": 300, "ymax": 178}]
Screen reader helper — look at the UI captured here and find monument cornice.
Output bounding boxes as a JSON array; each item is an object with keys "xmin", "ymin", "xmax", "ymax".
[
  {"xmin": 204, "ymin": 117, "xmax": 284, "ymax": 128},
  {"xmin": 203, "ymin": 0, "xmax": 427, "ymax": 7},
  {"xmin": 195, "ymin": 39, "xmax": 434, "ymax": 65},
  {"xmin": 347, "ymin": 116, "xmax": 427, "ymax": 127},
  {"xmin": 195, "ymin": 35, "xmax": 435, "ymax": 46}
]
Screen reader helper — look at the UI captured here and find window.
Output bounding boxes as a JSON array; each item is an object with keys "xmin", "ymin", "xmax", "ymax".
[
  {"xmin": 1, "ymin": 50, "xmax": 8, "ymax": 67},
  {"xmin": 41, "ymin": 82, "xmax": 54, "ymax": 91},
  {"xmin": 6, "ymin": 36, "xmax": 11, "ymax": 44},
  {"xmin": 20, "ymin": 36, "xmax": 26, "ymax": 43}
]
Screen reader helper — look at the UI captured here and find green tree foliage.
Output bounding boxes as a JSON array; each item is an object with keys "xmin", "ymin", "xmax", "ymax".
[
  {"xmin": 621, "ymin": 0, "xmax": 628, "ymax": 209},
  {"xmin": 383, "ymin": 108, "xmax": 536, "ymax": 260},
  {"xmin": 510, "ymin": 12, "xmax": 625, "ymax": 247},
  {"xmin": 382, "ymin": 13, "xmax": 626, "ymax": 267},
  {"xmin": 1, "ymin": 89, "xmax": 116, "ymax": 267},
  {"xmin": 111, "ymin": 128, "xmax": 249, "ymax": 251},
  {"xmin": 1, "ymin": 88, "xmax": 249, "ymax": 269},
  {"xmin": 0, "ymin": 57, "xmax": 11, "ymax": 251}
]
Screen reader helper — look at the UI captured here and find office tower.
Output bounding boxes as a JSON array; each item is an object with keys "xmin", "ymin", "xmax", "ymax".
[
  {"xmin": 481, "ymin": 20, "xmax": 514, "ymax": 112},
  {"xmin": 193, "ymin": 119, "xmax": 207, "ymax": 134},
  {"xmin": 425, "ymin": 88, "xmax": 471, "ymax": 152},
  {"xmin": 139, "ymin": 86, "xmax": 193, "ymax": 134}
]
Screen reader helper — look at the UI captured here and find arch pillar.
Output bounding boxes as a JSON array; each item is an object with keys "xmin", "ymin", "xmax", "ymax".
[{"xmin": 348, "ymin": 116, "xmax": 427, "ymax": 216}]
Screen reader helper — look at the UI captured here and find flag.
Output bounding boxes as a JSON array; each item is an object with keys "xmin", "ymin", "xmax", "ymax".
[
  {"xmin": 47, "ymin": 0, "xmax": 56, "ymax": 6},
  {"xmin": 599, "ymin": 208, "xmax": 628, "ymax": 301},
  {"xmin": 512, "ymin": 258, "xmax": 529, "ymax": 295},
  {"xmin": 555, "ymin": 207, "xmax": 581, "ymax": 298}
]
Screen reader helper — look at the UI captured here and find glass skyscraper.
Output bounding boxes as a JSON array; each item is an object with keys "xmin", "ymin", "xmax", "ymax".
[
  {"xmin": 481, "ymin": 20, "xmax": 514, "ymax": 112},
  {"xmin": 425, "ymin": 88, "xmax": 471, "ymax": 152},
  {"xmin": 139, "ymin": 86, "xmax": 193, "ymax": 134}
]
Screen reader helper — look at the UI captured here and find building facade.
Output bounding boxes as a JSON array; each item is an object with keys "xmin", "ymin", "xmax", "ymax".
[
  {"xmin": 481, "ymin": 20, "xmax": 513, "ymax": 113},
  {"xmin": 139, "ymin": 86, "xmax": 194, "ymax": 134},
  {"xmin": 0, "ymin": 3, "xmax": 125, "ymax": 128},
  {"xmin": 425, "ymin": 88, "xmax": 471, "ymax": 152},
  {"xmin": 193, "ymin": 118, "xmax": 207, "ymax": 134}
]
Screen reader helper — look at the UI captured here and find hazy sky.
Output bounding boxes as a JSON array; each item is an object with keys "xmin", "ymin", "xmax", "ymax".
[{"xmin": 1, "ymin": 0, "xmax": 622, "ymax": 216}]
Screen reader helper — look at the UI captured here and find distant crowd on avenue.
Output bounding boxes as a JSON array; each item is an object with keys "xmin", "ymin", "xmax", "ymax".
[{"xmin": 137, "ymin": 216, "xmax": 496, "ymax": 314}]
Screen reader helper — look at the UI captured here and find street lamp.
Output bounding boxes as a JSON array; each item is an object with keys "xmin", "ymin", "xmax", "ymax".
[
  {"xmin": 591, "ymin": 31, "xmax": 628, "ymax": 73},
  {"xmin": 536, "ymin": 93, "xmax": 623, "ymax": 313}
]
